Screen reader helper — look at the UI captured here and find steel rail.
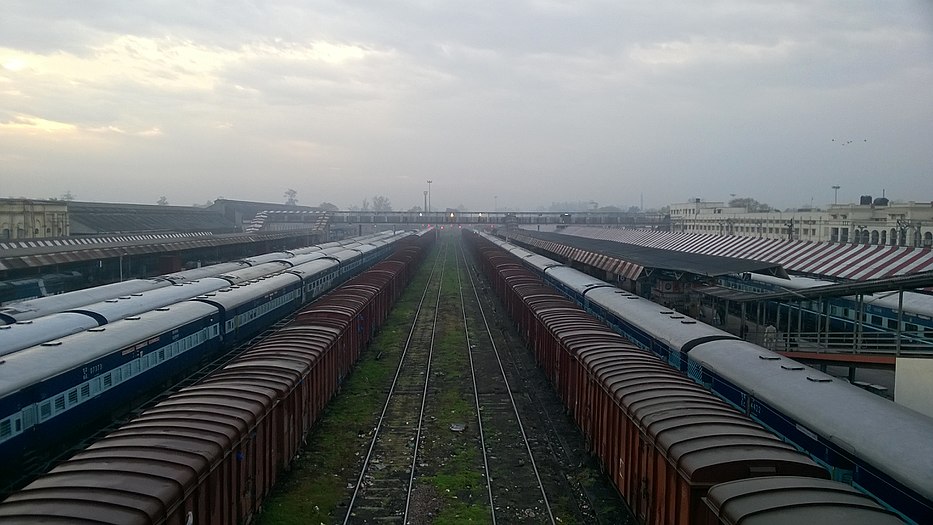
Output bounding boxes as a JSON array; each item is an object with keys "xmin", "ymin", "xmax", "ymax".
[
  {"xmin": 458, "ymin": 236, "xmax": 556, "ymax": 525},
  {"xmin": 343, "ymin": 239, "xmax": 448, "ymax": 524}
]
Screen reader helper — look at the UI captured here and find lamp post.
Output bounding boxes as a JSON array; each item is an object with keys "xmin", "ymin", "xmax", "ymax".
[
  {"xmin": 426, "ymin": 180, "xmax": 432, "ymax": 212},
  {"xmin": 423, "ymin": 191, "xmax": 428, "ymax": 215},
  {"xmin": 831, "ymin": 185, "xmax": 840, "ymax": 205}
]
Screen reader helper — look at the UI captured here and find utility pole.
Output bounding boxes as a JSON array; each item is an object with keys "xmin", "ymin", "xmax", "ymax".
[{"xmin": 427, "ymin": 180, "xmax": 432, "ymax": 212}]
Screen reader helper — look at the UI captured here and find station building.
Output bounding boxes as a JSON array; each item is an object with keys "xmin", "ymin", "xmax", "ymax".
[
  {"xmin": 669, "ymin": 197, "xmax": 933, "ymax": 247},
  {"xmin": 0, "ymin": 199, "xmax": 69, "ymax": 240}
]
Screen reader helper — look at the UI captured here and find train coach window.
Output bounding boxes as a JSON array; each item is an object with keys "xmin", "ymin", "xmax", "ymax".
[
  {"xmin": 871, "ymin": 315, "xmax": 882, "ymax": 325},
  {"xmin": 1, "ymin": 420, "xmax": 11, "ymax": 438},
  {"xmin": 886, "ymin": 319, "xmax": 897, "ymax": 329},
  {"xmin": 39, "ymin": 402, "xmax": 51, "ymax": 421}
]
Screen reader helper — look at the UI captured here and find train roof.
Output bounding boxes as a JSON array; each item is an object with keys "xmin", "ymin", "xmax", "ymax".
[
  {"xmin": 218, "ymin": 261, "xmax": 291, "ymax": 284},
  {"xmin": 543, "ymin": 266, "xmax": 615, "ymax": 296},
  {"xmin": 191, "ymin": 273, "xmax": 302, "ymax": 310},
  {"xmin": 0, "ymin": 278, "xmax": 169, "ymax": 323},
  {"xmin": 239, "ymin": 251, "xmax": 294, "ymax": 265},
  {"xmin": 763, "ymin": 273, "xmax": 933, "ymax": 315},
  {"xmin": 280, "ymin": 251, "xmax": 328, "ymax": 266},
  {"xmin": 0, "ymin": 301, "xmax": 218, "ymax": 398},
  {"xmin": 158, "ymin": 261, "xmax": 249, "ymax": 283},
  {"xmin": 0, "ymin": 383, "xmax": 279, "ymax": 523},
  {"xmin": 585, "ymin": 286, "xmax": 737, "ymax": 351},
  {"xmin": 703, "ymin": 476, "xmax": 904, "ymax": 525},
  {"xmin": 326, "ymin": 248, "xmax": 364, "ymax": 262},
  {"xmin": 545, "ymin": 311, "xmax": 826, "ymax": 484},
  {"xmin": 0, "ymin": 313, "xmax": 99, "ymax": 358},
  {"xmin": 286, "ymin": 257, "xmax": 339, "ymax": 278},
  {"xmin": 688, "ymin": 339, "xmax": 933, "ymax": 502},
  {"xmin": 68, "ymin": 278, "xmax": 231, "ymax": 323}
]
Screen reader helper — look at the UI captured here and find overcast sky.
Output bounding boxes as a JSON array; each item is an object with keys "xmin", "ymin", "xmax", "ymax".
[{"xmin": 2, "ymin": 1, "xmax": 932, "ymax": 211}]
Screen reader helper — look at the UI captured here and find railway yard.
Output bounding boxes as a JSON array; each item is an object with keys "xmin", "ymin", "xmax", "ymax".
[
  {"xmin": 0, "ymin": 226, "xmax": 924, "ymax": 523},
  {"xmin": 258, "ymin": 231, "xmax": 632, "ymax": 524}
]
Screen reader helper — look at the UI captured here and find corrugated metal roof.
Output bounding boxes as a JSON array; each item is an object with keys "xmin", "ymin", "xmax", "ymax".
[
  {"xmin": 506, "ymin": 230, "xmax": 785, "ymax": 279},
  {"xmin": 67, "ymin": 201, "xmax": 237, "ymax": 235},
  {"xmin": 546, "ymin": 226, "xmax": 933, "ymax": 280},
  {"xmin": 0, "ymin": 231, "xmax": 316, "ymax": 271}
]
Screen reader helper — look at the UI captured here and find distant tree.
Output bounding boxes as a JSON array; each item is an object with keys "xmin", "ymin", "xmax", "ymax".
[
  {"xmin": 361, "ymin": 198, "xmax": 371, "ymax": 211},
  {"xmin": 408, "ymin": 205, "xmax": 423, "ymax": 212},
  {"xmin": 372, "ymin": 195, "xmax": 392, "ymax": 211},
  {"xmin": 157, "ymin": 196, "xmax": 169, "ymax": 206},
  {"xmin": 61, "ymin": 190, "xmax": 75, "ymax": 201},
  {"xmin": 729, "ymin": 198, "xmax": 771, "ymax": 212},
  {"xmin": 596, "ymin": 205, "xmax": 622, "ymax": 212},
  {"xmin": 318, "ymin": 202, "xmax": 339, "ymax": 211},
  {"xmin": 284, "ymin": 189, "xmax": 298, "ymax": 206}
]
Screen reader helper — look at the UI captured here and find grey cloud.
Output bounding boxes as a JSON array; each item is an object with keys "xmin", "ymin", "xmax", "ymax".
[{"xmin": 2, "ymin": 1, "xmax": 932, "ymax": 210}]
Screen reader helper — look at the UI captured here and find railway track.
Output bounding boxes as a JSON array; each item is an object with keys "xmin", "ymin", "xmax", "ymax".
[
  {"xmin": 258, "ymin": 230, "xmax": 631, "ymax": 523},
  {"xmin": 343, "ymin": 232, "xmax": 628, "ymax": 524},
  {"xmin": 460, "ymin": 239, "xmax": 634, "ymax": 524},
  {"xmin": 343, "ymin": 238, "xmax": 450, "ymax": 523},
  {"xmin": 455, "ymin": 237, "xmax": 556, "ymax": 524}
]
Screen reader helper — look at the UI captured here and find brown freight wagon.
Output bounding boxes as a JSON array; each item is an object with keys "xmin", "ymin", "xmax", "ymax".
[
  {"xmin": 698, "ymin": 476, "xmax": 904, "ymax": 525},
  {"xmin": 468, "ymin": 230, "xmax": 834, "ymax": 525},
  {"xmin": 0, "ymin": 234, "xmax": 431, "ymax": 524}
]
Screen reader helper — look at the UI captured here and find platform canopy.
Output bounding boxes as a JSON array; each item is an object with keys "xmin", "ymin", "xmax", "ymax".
[
  {"xmin": 543, "ymin": 226, "xmax": 933, "ymax": 281},
  {"xmin": 505, "ymin": 230, "xmax": 788, "ymax": 281}
]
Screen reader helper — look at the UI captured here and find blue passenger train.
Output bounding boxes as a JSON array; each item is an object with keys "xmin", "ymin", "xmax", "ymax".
[
  {"xmin": 0, "ymin": 231, "xmax": 419, "ymax": 482},
  {"xmin": 476, "ymin": 230, "xmax": 933, "ymax": 524},
  {"xmin": 718, "ymin": 272, "xmax": 933, "ymax": 349}
]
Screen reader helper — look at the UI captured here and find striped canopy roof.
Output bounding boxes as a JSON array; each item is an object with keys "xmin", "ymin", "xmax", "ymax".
[
  {"xmin": 543, "ymin": 226, "xmax": 933, "ymax": 280},
  {"xmin": 507, "ymin": 230, "xmax": 785, "ymax": 281}
]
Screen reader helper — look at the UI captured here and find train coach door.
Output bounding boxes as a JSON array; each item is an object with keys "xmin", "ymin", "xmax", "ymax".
[
  {"xmin": 20, "ymin": 405, "xmax": 36, "ymax": 433},
  {"xmin": 637, "ymin": 433, "xmax": 651, "ymax": 523}
]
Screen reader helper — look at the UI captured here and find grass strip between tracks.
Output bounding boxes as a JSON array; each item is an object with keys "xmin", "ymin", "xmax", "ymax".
[
  {"xmin": 257, "ymin": 245, "xmax": 441, "ymax": 525},
  {"xmin": 257, "ymin": 241, "xmax": 496, "ymax": 524}
]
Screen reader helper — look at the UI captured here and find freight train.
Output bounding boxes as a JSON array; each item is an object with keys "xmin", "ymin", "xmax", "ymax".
[
  {"xmin": 0, "ymin": 230, "xmax": 421, "ymax": 484},
  {"xmin": 471, "ymin": 230, "xmax": 930, "ymax": 524},
  {"xmin": 0, "ymin": 228, "xmax": 435, "ymax": 524}
]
